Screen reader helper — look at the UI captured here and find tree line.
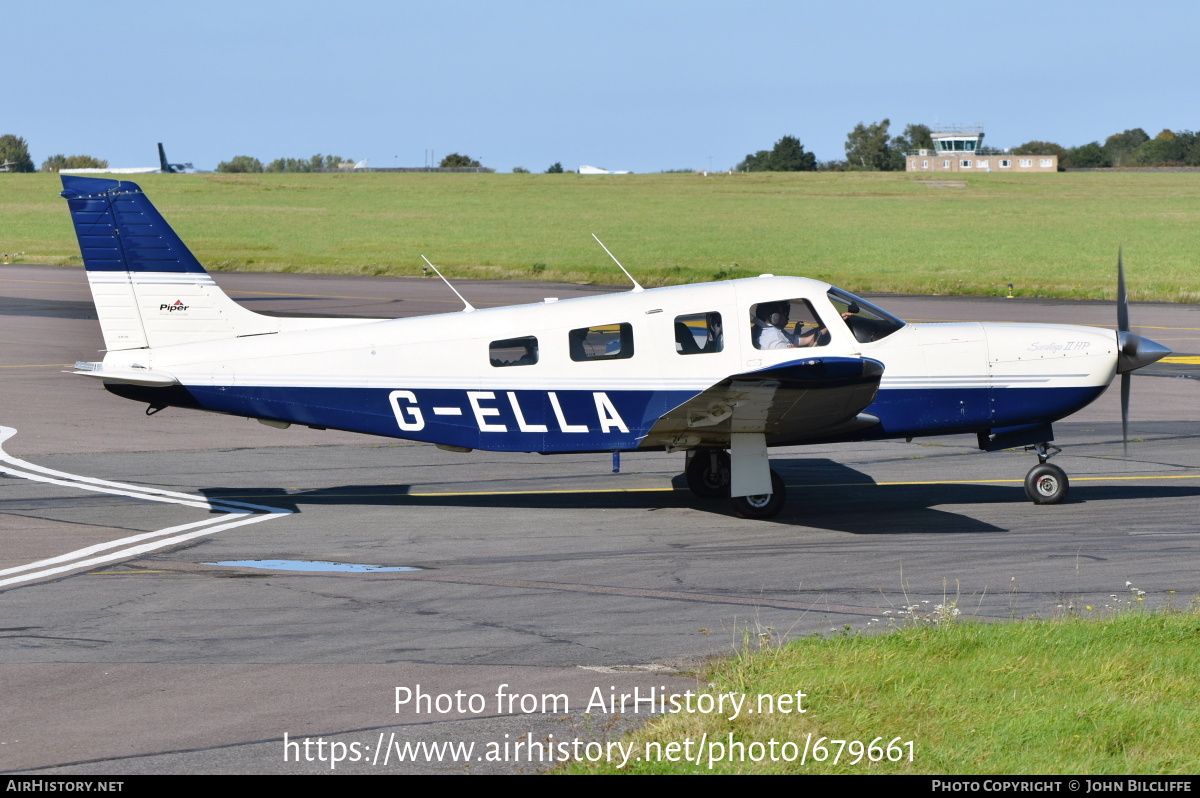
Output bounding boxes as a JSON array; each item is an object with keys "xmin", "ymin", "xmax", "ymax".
[
  {"xmin": 739, "ymin": 122, "xmax": 1200, "ymax": 172},
  {"xmin": 216, "ymin": 154, "xmax": 357, "ymax": 173},
  {"xmin": 0, "ymin": 135, "xmax": 108, "ymax": 172},
  {"xmin": 216, "ymin": 152, "xmax": 484, "ymax": 172}
]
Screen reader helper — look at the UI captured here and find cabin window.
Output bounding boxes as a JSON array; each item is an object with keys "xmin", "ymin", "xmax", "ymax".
[
  {"xmin": 490, "ymin": 336, "xmax": 539, "ymax": 367},
  {"xmin": 826, "ymin": 288, "xmax": 906, "ymax": 343},
  {"xmin": 750, "ymin": 299, "xmax": 828, "ymax": 350},
  {"xmin": 673, "ymin": 312, "xmax": 723, "ymax": 355},
  {"xmin": 569, "ymin": 323, "xmax": 634, "ymax": 361}
]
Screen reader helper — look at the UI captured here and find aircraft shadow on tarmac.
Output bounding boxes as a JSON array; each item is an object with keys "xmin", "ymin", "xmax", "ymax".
[{"xmin": 194, "ymin": 457, "xmax": 1197, "ymax": 536}]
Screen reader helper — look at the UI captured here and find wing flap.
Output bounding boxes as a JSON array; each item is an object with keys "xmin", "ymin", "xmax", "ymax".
[{"xmin": 642, "ymin": 356, "xmax": 883, "ymax": 450}]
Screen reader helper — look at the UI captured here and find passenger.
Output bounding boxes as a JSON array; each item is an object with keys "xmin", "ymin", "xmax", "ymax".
[{"xmin": 702, "ymin": 312, "xmax": 724, "ymax": 352}]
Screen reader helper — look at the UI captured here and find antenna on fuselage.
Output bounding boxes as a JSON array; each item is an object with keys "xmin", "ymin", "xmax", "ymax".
[
  {"xmin": 420, "ymin": 255, "xmax": 476, "ymax": 312},
  {"xmin": 591, "ymin": 234, "xmax": 644, "ymax": 292}
]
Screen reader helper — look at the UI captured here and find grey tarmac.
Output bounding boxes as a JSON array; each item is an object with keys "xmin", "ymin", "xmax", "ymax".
[{"xmin": 2, "ymin": 265, "xmax": 1198, "ymax": 774}]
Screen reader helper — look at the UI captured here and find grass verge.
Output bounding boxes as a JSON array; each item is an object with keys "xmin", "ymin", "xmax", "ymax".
[
  {"xmin": 565, "ymin": 606, "xmax": 1200, "ymax": 774},
  {"xmin": 3, "ymin": 171, "xmax": 1199, "ymax": 301}
]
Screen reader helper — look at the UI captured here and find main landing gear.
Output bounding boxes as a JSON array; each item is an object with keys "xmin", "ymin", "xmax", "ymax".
[
  {"xmin": 684, "ymin": 447, "xmax": 787, "ymax": 519},
  {"xmin": 1024, "ymin": 442, "xmax": 1068, "ymax": 505}
]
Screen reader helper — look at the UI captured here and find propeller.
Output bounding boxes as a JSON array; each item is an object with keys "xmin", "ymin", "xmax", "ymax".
[{"xmin": 1113, "ymin": 249, "xmax": 1172, "ymax": 456}]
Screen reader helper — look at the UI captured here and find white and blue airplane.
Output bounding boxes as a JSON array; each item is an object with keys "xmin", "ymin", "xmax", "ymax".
[{"xmin": 60, "ymin": 175, "xmax": 1170, "ymax": 519}]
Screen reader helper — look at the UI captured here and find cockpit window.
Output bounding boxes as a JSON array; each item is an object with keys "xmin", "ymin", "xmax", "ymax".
[
  {"xmin": 826, "ymin": 288, "xmax": 906, "ymax": 344},
  {"xmin": 751, "ymin": 299, "xmax": 829, "ymax": 350}
]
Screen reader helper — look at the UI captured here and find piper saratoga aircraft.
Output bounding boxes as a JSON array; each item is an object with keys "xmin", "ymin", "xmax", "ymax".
[{"xmin": 60, "ymin": 175, "xmax": 1170, "ymax": 519}]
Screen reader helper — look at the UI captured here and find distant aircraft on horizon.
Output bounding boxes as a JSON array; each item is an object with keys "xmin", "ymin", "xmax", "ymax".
[
  {"xmin": 579, "ymin": 165, "xmax": 632, "ymax": 175},
  {"xmin": 60, "ymin": 143, "xmax": 192, "ymax": 175}
]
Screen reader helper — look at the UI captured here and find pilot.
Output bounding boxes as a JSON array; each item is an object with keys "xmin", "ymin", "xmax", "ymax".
[{"xmin": 754, "ymin": 301, "xmax": 817, "ymax": 349}]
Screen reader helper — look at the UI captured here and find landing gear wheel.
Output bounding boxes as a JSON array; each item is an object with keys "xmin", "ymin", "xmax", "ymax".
[
  {"xmin": 729, "ymin": 470, "xmax": 787, "ymax": 520},
  {"xmin": 685, "ymin": 448, "xmax": 731, "ymax": 498},
  {"xmin": 1025, "ymin": 463, "xmax": 1069, "ymax": 505}
]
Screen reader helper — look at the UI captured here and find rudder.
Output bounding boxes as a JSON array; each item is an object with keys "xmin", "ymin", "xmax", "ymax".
[{"xmin": 61, "ymin": 175, "xmax": 282, "ymax": 350}]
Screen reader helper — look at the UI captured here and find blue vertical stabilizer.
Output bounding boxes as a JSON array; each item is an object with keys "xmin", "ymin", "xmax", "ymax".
[{"xmin": 60, "ymin": 176, "xmax": 206, "ymax": 274}]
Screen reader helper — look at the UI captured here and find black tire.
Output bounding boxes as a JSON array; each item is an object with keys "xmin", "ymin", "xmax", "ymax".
[
  {"xmin": 685, "ymin": 448, "xmax": 731, "ymax": 498},
  {"xmin": 729, "ymin": 470, "xmax": 787, "ymax": 520},
  {"xmin": 1024, "ymin": 463, "xmax": 1069, "ymax": 505}
]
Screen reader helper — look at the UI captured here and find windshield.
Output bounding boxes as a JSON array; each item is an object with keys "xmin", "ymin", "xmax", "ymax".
[{"xmin": 826, "ymin": 288, "xmax": 906, "ymax": 344}]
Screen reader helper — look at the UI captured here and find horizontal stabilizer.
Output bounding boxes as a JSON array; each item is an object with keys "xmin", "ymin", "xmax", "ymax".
[{"xmin": 71, "ymin": 361, "xmax": 178, "ymax": 387}]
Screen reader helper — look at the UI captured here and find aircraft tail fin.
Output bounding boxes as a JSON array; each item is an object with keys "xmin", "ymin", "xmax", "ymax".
[
  {"xmin": 61, "ymin": 175, "xmax": 290, "ymax": 351},
  {"xmin": 157, "ymin": 143, "xmax": 175, "ymax": 173}
]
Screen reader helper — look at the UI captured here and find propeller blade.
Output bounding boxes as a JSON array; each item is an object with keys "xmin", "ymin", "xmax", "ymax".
[
  {"xmin": 1116, "ymin": 247, "xmax": 1129, "ymax": 334},
  {"xmin": 1121, "ymin": 371, "xmax": 1130, "ymax": 458}
]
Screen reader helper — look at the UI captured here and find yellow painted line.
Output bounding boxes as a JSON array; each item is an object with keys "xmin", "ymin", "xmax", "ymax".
[
  {"xmin": 0, "ymin": 278, "xmax": 87, "ymax": 286},
  {"xmin": 224, "ymin": 288, "xmax": 508, "ymax": 307},
  {"xmin": 0, "ymin": 363, "xmax": 72, "ymax": 368},
  {"xmin": 406, "ymin": 486, "xmax": 670, "ymax": 497},
  {"xmin": 816, "ymin": 474, "xmax": 1200, "ymax": 488},
  {"xmin": 0, "ymin": 277, "xmax": 506, "ymax": 306},
  {"xmin": 209, "ymin": 473, "xmax": 1200, "ymax": 502},
  {"xmin": 1162, "ymin": 356, "xmax": 1200, "ymax": 364}
]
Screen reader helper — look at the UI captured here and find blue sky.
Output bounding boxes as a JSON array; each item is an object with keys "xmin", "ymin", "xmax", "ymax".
[{"xmin": 9, "ymin": 0, "xmax": 1197, "ymax": 172}]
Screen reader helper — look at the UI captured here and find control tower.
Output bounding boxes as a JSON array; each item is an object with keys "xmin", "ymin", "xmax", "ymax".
[{"xmin": 906, "ymin": 125, "xmax": 1058, "ymax": 173}]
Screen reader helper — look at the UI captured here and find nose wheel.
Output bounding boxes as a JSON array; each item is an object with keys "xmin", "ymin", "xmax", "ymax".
[{"xmin": 1024, "ymin": 443, "xmax": 1068, "ymax": 504}]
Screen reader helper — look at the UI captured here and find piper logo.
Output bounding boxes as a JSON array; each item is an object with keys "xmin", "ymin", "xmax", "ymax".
[{"xmin": 160, "ymin": 300, "xmax": 189, "ymax": 312}]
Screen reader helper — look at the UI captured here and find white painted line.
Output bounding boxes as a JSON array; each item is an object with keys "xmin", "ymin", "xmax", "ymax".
[{"xmin": 0, "ymin": 426, "xmax": 292, "ymax": 589}]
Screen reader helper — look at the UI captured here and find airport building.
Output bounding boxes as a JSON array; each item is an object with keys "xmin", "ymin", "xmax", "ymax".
[{"xmin": 905, "ymin": 126, "xmax": 1058, "ymax": 173}]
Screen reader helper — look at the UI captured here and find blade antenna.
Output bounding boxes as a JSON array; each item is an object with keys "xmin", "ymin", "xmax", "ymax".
[
  {"xmin": 592, "ymin": 233, "xmax": 644, "ymax": 292},
  {"xmin": 421, "ymin": 255, "xmax": 475, "ymax": 312}
]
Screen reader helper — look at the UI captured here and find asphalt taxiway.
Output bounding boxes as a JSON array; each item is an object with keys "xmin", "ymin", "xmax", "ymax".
[{"xmin": 2, "ymin": 265, "xmax": 1198, "ymax": 774}]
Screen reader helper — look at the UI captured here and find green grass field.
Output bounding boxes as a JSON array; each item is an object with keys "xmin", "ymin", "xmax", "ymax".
[
  {"xmin": 565, "ymin": 607, "xmax": 1200, "ymax": 774},
  {"xmin": 3, "ymin": 171, "xmax": 1198, "ymax": 301}
]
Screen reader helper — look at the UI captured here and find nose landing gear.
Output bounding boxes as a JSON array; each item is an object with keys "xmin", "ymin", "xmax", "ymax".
[{"xmin": 1024, "ymin": 442, "xmax": 1068, "ymax": 505}]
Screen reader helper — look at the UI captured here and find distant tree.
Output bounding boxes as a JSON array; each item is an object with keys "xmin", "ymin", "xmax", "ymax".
[
  {"xmin": 737, "ymin": 135, "xmax": 816, "ymax": 172},
  {"xmin": 324, "ymin": 154, "xmax": 347, "ymax": 170},
  {"xmin": 737, "ymin": 150, "xmax": 770, "ymax": 172},
  {"xmin": 545, "ymin": 162, "xmax": 564, "ymax": 173},
  {"xmin": 1133, "ymin": 129, "xmax": 1190, "ymax": 166},
  {"xmin": 0, "ymin": 134, "xmax": 35, "ymax": 172},
  {"xmin": 512, "ymin": 166, "xmax": 530, "ymax": 173},
  {"xmin": 440, "ymin": 153, "xmax": 481, "ymax": 168},
  {"xmin": 41, "ymin": 154, "xmax": 109, "ymax": 171},
  {"xmin": 266, "ymin": 157, "xmax": 305, "ymax": 173},
  {"xmin": 41, "ymin": 154, "xmax": 68, "ymax": 172},
  {"xmin": 1011, "ymin": 141, "xmax": 1068, "ymax": 158},
  {"xmin": 1183, "ymin": 132, "xmax": 1200, "ymax": 167},
  {"xmin": 1104, "ymin": 128, "xmax": 1149, "ymax": 167},
  {"xmin": 889, "ymin": 123, "xmax": 934, "ymax": 168},
  {"xmin": 844, "ymin": 119, "xmax": 899, "ymax": 171},
  {"xmin": 1063, "ymin": 142, "xmax": 1111, "ymax": 169},
  {"xmin": 769, "ymin": 135, "xmax": 817, "ymax": 171},
  {"xmin": 217, "ymin": 155, "xmax": 264, "ymax": 173}
]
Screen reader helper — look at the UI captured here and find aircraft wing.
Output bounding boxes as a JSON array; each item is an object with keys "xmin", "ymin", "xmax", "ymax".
[{"xmin": 642, "ymin": 356, "xmax": 883, "ymax": 450}]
